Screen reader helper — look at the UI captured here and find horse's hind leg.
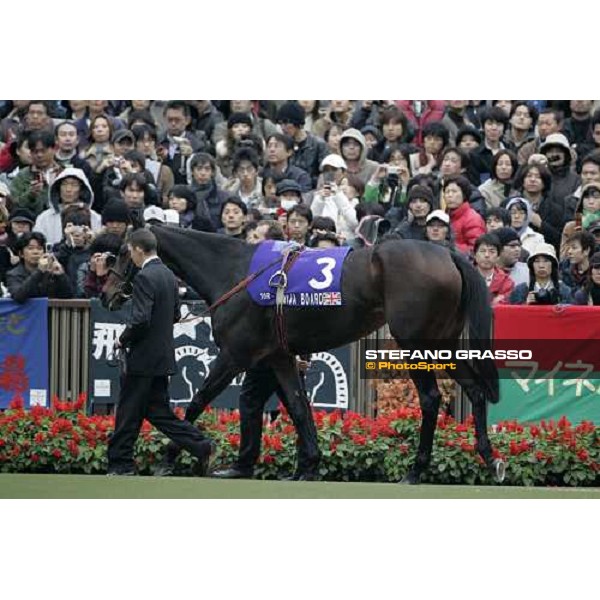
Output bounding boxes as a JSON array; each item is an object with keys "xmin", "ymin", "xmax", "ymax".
[
  {"xmin": 453, "ymin": 361, "xmax": 505, "ymax": 483},
  {"xmin": 469, "ymin": 388, "xmax": 505, "ymax": 483},
  {"xmin": 402, "ymin": 371, "xmax": 441, "ymax": 484}
]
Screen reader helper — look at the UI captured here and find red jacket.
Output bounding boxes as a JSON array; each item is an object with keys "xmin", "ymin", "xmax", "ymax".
[
  {"xmin": 395, "ymin": 101, "xmax": 446, "ymax": 146},
  {"xmin": 449, "ymin": 201, "xmax": 486, "ymax": 254},
  {"xmin": 487, "ymin": 267, "xmax": 514, "ymax": 305}
]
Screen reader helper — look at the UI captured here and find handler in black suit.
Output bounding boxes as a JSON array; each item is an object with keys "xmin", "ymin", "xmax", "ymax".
[{"xmin": 107, "ymin": 228, "xmax": 213, "ymax": 475}]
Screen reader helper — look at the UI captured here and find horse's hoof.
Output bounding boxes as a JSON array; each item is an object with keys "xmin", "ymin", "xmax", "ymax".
[
  {"xmin": 492, "ymin": 459, "xmax": 506, "ymax": 483},
  {"xmin": 400, "ymin": 471, "xmax": 420, "ymax": 485}
]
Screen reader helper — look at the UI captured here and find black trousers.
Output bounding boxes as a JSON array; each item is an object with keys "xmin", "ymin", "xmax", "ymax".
[
  {"xmin": 236, "ymin": 363, "xmax": 318, "ymax": 474},
  {"xmin": 108, "ymin": 374, "xmax": 210, "ymax": 472}
]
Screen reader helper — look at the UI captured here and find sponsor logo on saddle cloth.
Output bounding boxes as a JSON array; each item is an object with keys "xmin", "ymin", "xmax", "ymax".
[{"xmin": 247, "ymin": 240, "xmax": 351, "ymax": 307}]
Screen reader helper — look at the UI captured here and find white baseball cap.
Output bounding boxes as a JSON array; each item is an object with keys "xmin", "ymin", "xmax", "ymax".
[
  {"xmin": 143, "ymin": 206, "xmax": 165, "ymax": 223},
  {"xmin": 320, "ymin": 154, "xmax": 347, "ymax": 171},
  {"xmin": 426, "ymin": 209, "xmax": 450, "ymax": 225}
]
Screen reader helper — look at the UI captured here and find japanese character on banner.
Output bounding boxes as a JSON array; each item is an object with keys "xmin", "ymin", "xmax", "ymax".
[
  {"xmin": 562, "ymin": 360, "xmax": 596, "ymax": 397},
  {"xmin": 92, "ymin": 323, "xmax": 127, "ymax": 360}
]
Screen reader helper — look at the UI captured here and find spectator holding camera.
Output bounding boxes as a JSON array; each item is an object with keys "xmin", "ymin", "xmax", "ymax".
[
  {"xmin": 157, "ymin": 101, "xmax": 207, "ymax": 185},
  {"xmin": 51, "ymin": 204, "xmax": 95, "ymax": 291},
  {"xmin": 33, "ymin": 167, "xmax": 101, "ymax": 246},
  {"xmin": 10, "ymin": 130, "xmax": 63, "ymax": 217},
  {"xmin": 310, "ymin": 155, "xmax": 357, "ymax": 242},
  {"xmin": 510, "ymin": 243, "xmax": 572, "ymax": 305},
  {"xmin": 363, "ymin": 145, "xmax": 412, "ymax": 222},
  {"xmin": 79, "ymin": 232, "xmax": 124, "ymax": 298},
  {"xmin": 6, "ymin": 231, "xmax": 73, "ymax": 302}
]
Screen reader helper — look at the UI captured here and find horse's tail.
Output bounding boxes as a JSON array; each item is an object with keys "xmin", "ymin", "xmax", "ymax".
[{"xmin": 450, "ymin": 250, "xmax": 500, "ymax": 403}]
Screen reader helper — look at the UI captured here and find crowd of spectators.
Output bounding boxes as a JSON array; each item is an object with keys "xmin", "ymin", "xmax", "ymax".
[{"xmin": 2, "ymin": 99, "xmax": 600, "ymax": 307}]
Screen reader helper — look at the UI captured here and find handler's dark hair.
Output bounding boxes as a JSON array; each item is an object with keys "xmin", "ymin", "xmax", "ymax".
[{"xmin": 128, "ymin": 228, "xmax": 157, "ymax": 253}]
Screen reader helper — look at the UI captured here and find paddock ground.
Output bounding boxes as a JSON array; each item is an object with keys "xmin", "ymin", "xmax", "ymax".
[{"xmin": 1, "ymin": 474, "xmax": 599, "ymax": 498}]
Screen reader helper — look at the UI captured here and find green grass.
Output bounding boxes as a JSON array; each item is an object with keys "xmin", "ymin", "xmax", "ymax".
[{"xmin": 1, "ymin": 474, "xmax": 600, "ymax": 498}]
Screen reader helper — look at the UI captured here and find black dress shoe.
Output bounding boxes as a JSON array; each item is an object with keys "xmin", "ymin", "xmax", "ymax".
[
  {"xmin": 211, "ymin": 466, "xmax": 253, "ymax": 479},
  {"xmin": 192, "ymin": 440, "xmax": 217, "ymax": 477}
]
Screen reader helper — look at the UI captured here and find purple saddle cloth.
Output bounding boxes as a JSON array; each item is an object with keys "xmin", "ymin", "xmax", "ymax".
[{"xmin": 246, "ymin": 240, "xmax": 351, "ymax": 307}]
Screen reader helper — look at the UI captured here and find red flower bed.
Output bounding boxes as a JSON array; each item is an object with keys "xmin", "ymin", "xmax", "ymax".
[{"xmin": 0, "ymin": 395, "xmax": 599, "ymax": 486}]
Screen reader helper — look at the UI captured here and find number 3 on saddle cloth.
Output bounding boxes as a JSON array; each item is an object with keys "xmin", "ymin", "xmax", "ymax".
[{"xmin": 246, "ymin": 240, "xmax": 352, "ymax": 308}]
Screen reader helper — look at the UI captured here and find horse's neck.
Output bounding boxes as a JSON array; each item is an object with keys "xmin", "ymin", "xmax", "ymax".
[{"xmin": 159, "ymin": 230, "xmax": 246, "ymax": 304}]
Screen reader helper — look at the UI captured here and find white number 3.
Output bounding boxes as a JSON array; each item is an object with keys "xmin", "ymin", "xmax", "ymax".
[{"xmin": 308, "ymin": 257, "xmax": 336, "ymax": 290}]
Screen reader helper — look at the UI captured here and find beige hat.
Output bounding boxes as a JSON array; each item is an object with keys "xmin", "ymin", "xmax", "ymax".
[{"xmin": 527, "ymin": 242, "xmax": 558, "ymax": 268}]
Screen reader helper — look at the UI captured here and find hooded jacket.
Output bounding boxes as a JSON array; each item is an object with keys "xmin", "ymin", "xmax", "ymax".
[
  {"xmin": 33, "ymin": 168, "xmax": 102, "ymax": 245},
  {"xmin": 447, "ymin": 201, "xmax": 486, "ymax": 254},
  {"xmin": 339, "ymin": 129, "xmax": 378, "ymax": 186},
  {"xmin": 540, "ymin": 135, "xmax": 581, "ymax": 207},
  {"xmin": 505, "ymin": 197, "xmax": 545, "ymax": 255}
]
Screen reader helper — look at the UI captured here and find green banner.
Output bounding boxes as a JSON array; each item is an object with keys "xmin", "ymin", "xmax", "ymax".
[{"xmin": 490, "ymin": 369, "xmax": 600, "ymax": 424}]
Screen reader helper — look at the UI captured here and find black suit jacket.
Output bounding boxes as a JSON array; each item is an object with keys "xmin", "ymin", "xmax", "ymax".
[{"xmin": 119, "ymin": 258, "xmax": 180, "ymax": 376}]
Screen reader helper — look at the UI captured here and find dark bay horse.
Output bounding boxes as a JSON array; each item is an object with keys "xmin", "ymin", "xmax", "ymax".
[{"xmin": 101, "ymin": 225, "xmax": 505, "ymax": 484}]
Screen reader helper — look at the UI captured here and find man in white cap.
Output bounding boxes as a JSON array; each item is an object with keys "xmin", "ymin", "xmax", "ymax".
[
  {"xmin": 425, "ymin": 209, "xmax": 453, "ymax": 249},
  {"xmin": 143, "ymin": 205, "xmax": 165, "ymax": 225},
  {"xmin": 310, "ymin": 154, "xmax": 357, "ymax": 242}
]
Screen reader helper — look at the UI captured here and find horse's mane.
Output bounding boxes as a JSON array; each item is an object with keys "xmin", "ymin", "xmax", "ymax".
[{"xmin": 150, "ymin": 224, "xmax": 248, "ymax": 252}]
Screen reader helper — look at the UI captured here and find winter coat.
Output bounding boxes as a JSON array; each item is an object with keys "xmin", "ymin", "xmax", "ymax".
[
  {"xmin": 503, "ymin": 262, "xmax": 530, "ymax": 288},
  {"xmin": 6, "ymin": 262, "xmax": 73, "ymax": 303},
  {"xmin": 559, "ymin": 259, "xmax": 589, "ymax": 294},
  {"xmin": 487, "ymin": 267, "xmax": 514, "ymax": 305},
  {"xmin": 548, "ymin": 166, "xmax": 581, "ymax": 208},
  {"xmin": 510, "ymin": 281, "xmax": 572, "ymax": 305},
  {"xmin": 191, "ymin": 180, "xmax": 226, "ymax": 232},
  {"xmin": 448, "ymin": 201, "xmax": 486, "ymax": 254},
  {"xmin": 392, "ymin": 219, "xmax": 427, "ymax": 241},
  {"xmin": 53, "ymin": 241, "xmax": 92, "ymax": 293},
  {"xmin": 395, "ymin": 101, "xmax": 446, "ymax": 146},
  {"xmin": 10, "ymin": 164, "xmax": 63, "ymax": 217},
  {"xmin": 310, "ymin": 189, "xmax": 358, "ymax": 242},
  {"xmin": 479, "ymin": 178, "xmax": 512, "ymax": 210},
  {"xmin": 290, "ymin": 133, "xmax": 330, "ymax": 187}
]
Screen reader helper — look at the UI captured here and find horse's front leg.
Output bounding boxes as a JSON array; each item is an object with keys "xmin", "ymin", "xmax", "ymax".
[
  {"xmin": 269, "ymin": 353, "xmax": 320, "ymax": 480},
  {"xmin": 184, "ymin": 351, "xmax": 241, "ymax": 423},
  {"xmin": 158, "ymin": 352, "xmax": 241, "ymax": 473},
  {"xmin": 402, "ymin": 372, "xmax": 441, "ymax": 484}
]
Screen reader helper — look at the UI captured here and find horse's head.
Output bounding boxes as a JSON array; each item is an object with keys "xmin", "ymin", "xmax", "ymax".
[{"xmin": 100, "ymin": 243, "xmax": 136, "ymax": 311}]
